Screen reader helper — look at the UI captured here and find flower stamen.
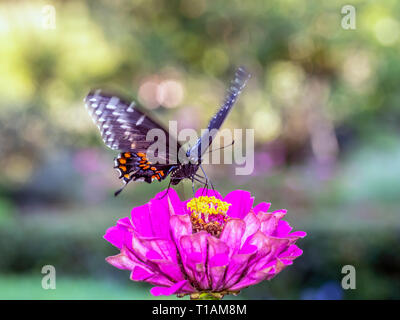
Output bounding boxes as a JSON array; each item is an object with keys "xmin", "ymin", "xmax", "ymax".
[{"xmin": 187, "ymin": 196, "xmax": 231, "ymax": 237}]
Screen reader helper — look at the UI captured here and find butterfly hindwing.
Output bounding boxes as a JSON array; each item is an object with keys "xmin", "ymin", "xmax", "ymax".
[{"xmin": 114, "ymin": 151, "xmax": 172, "ymax": 183}]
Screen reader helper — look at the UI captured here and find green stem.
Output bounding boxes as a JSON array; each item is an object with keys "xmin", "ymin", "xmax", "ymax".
[{"xmin": 190, "ymin": 292, "xmax": 223, "ymax": 300}]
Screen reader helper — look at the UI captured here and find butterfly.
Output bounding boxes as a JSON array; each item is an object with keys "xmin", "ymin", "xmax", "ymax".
[{"xmin": 84, "ymin": 67, "xmax": 250, "ymax": 196}]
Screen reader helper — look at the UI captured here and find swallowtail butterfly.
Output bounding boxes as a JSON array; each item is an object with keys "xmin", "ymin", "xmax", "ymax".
[{"xmin": 85, "ymin": 67, "xmax": 250, "ymax": 195}]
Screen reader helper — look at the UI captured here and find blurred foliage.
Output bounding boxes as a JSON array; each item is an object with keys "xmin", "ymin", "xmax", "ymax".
[{"xmin": 1, "ymin": 0, "xmax": 400, "ymax": 299}]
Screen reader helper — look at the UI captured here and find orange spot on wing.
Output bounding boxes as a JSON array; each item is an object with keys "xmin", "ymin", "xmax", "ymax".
[
  {"xmin": 143, "ymin": 165, "xmax": 150, "ymax": 170},
  {"xmin": 137, "ymin": 152, "xmax": 145, "ymax": 157},
  {"xmin": 119, "ymin": 158, "xmax": 127, "ymax": 164},
  {"xmin": 119, "ymin": 165, "xmax": 127, "ymax": 172},
  {"xmin": 124, "ymin": 174, "xmax": 130, "ymax": 179},
  {"xmin": 124, "ymin": 152, "xmax": 131, "ymax": 158}
]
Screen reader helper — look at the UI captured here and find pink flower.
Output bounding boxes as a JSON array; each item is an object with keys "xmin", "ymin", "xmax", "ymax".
[{"xmin": 104, "ymin": 188, "xmax": 306, "ymax": 299}]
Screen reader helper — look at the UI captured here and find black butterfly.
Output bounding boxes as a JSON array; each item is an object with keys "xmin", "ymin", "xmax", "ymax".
[{"xmin": 85, "ymin": 67, "xmax": 250, "ymax": 196}]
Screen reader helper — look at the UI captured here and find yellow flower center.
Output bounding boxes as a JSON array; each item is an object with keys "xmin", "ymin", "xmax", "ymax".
[{"xmin": 187, "ymin": 196, "xmax": 231, "ymax": 237}]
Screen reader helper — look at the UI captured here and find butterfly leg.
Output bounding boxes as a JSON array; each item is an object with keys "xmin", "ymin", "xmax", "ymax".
[
  {"xmin": 192, "ymin": 176, "xmax": 207, "ymax": 184},
  {"xmin": 191, "ymin": 177, "xmax": 196, "ymax": 197},
  {"xmin": 191, "ymin": 176, "xmax": 202, "ymax": 212},
  {"xmin": 199, "ymin": 164, "xmax": 215, "ymax": 193},
  {"xmin": 158, "ymin": 179, "xmax": 173, "ymax": 200},
  {"xmin": 197, "ymin": 174, "xmax": 208, "ymax": 196},
  {"xmin": 191, "ymin": 174, "xmax": 208, "ymax": 198}
]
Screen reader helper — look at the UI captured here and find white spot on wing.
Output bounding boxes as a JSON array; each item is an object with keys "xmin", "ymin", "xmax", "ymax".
[
  {"xmin": 127, "ymin": 102, "xmax": 135, "ymax": 112},
  {"xmin": 106, "ymin": 97, "xmax": 119, "ymax": 110},
  {"xmin": 136, "ymin": 115, "xmax": 145, "ymax": 126}
]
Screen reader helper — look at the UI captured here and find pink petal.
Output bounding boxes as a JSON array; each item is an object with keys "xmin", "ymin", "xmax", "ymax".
[
  {"xmin": 207, "ymin": 236, "xmax": 230, "ymax": 266},
  {"xmin": 194, "ymin": 188, "xmax": 223, "ymax": 199},
  {"xmin": 152, "ymin": 188, "xmax": 186, "ymax": 216},
  {"xmin": 207, "ymin": 237, "xmax": 230, "ymax": 290},
  {"xmin": 130, "ymin": 265, "xmax": 154, "ymax": 281},
  {"xmin": 274, "ymin": 220, "xmax": 293, "ymax": 237},
  {"xmin": 131, "ymin": 190, "xmax": 185, "ymax": 239},
  {"xmin": 229, "ymin": 270, "xmax": 270, "ymax": 291},
  {"xmin": 224, "ymin": 190, "xmax": 254, "ymax": 219},
  {"xmin": 170, "ymin": 214, "xmax": 192, "ymax": 243},
  {"xmin": 140, "ymin": 238, "xmax": 178, "ymax": 263},
  {"xmin": 180, "ymin": 231, "xmax": 209, "ymax": 289},
  {"xmin": 152, "ymin": 260, "xmax": 186, "ymax": 282},
  {"xmin": 105, "ymin": 251, "xmax": 137, "ymax": 270},
  {"xmin": 223, "ymin": 251, "xmax": 255, "ymax": 289},
  {"xmin": 238, "ymin": 244, "xmax": 258, "ymax": 255},
  {"xmin": 104, "ymin": 225, "xmax": 125, "ymax": 249},
  {"xmin": 130, "ymin": 203, "xmax": 154, "ymax": 237},
  {"xmin": 244, "ymin": 231, "xmax": 272, "ymax": 258},
  {"xmin": 279, "ymin": 244, "xmax": 304, "ymax": 261},
  {"xmin": 220, "ymin": 219, "xmax": 246, "ymax": 257},
  {"xmin": 229, "ymin": 237, "xmax": 296, "ymax": 291},
  {"xmin": 150, "ymin": 280, "xmax": 190, "ymax": 296},
  {"xmin": 258, "ymin": 210, "xmax": 287, "ymax": 236},
  {"xmin": 209, "ymin": 254, "xmax": 229, "ymax": 267},
  {"xmin": 263, "ymin": 247, "xmax": 304, "ymax": 281},
  {"xmin": 138, "ymin": 272, "xmax": 175, "ymax": 288},
  {"xmin": 104, "ymin": 220, "xmax": 133, "ymax": 250},
  {"xmin": 253, "ymin": 202, "xmax": 271, "ymax": 214},
  {"xmin": 241, "ymin": 212, "xmax": 261, "ymax": 247},
  {"xmin": 289, "ymin": 231, "xmax": 307, "ymax": 238}
]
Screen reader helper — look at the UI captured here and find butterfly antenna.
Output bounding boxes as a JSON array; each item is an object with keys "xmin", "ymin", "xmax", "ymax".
[{"xmin": 209, "ymin": 140, "xmax": 234, "ymax": 153}]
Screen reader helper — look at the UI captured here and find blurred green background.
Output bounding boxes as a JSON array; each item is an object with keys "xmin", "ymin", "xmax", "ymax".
[{"xmin": 1, "ymin": 0, "xmax": 400, "ymax": 300}]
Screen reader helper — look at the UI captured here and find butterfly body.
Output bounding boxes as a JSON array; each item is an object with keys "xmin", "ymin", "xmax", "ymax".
[
  {"xmin": 169, "ymin": 163, "xmax": 200, "ymax": 185},
  {"xmin": 85, "ymin": 67, "xmax": 250, "ymax": 195}
]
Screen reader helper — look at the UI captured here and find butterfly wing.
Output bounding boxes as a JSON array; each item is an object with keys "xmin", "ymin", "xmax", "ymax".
[
  {"xmin": 186, "ymin": 67, "xmax": 251, "ymax": 162},
  {"xmin": 85, "ymin": 90, "xmax": 178, "ymax": 154},
  {"xmin": 84, "ymin": 90, "xmax": 179, "ymax": 191}
]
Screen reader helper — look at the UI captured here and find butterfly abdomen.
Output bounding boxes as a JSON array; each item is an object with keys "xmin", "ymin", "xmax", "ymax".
[{"xmin": 170, "ymin": 163, "xmax": 200, "ymax": 185}]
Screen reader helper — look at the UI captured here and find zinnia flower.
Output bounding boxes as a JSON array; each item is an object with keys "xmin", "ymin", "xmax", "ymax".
[{"xmin": 104, "ymin": 188, "xmax": 306, "ymax": 299}]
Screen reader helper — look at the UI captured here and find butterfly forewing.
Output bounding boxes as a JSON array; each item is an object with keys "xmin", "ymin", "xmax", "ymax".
[
  {"xmin": 85, "ymin": 90, "xmax": 179, "ymax": 189},
  {"xmin": 187, "ymin": 67, "xmax": 251, "ymax": 162},
  {"xmin": 86, "ymin": 90, "xmax": 164, "ymax": 152}
]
